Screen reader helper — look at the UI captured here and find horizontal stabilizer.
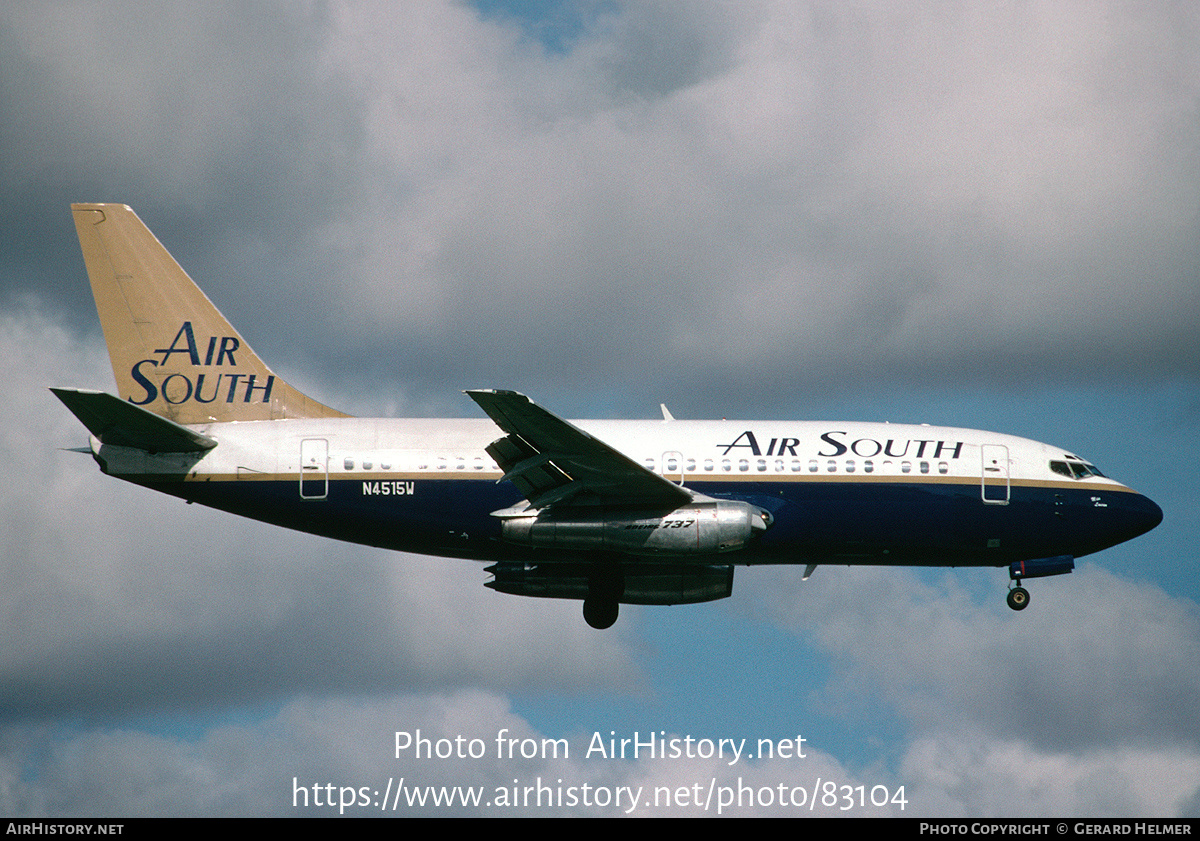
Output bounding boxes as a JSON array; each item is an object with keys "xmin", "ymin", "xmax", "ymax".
[{"xmin": 50, "ymin": 387, "xmax": 217, "ymax": 453}]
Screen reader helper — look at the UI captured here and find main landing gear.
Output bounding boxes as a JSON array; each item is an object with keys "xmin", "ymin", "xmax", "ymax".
[
  {"xmin": 583, "ymin": 564, "xmax": 624, "ymax": 630},
  {"xmin": 583, "ymin": 596, "xmax": 619, "ymax": 629}
]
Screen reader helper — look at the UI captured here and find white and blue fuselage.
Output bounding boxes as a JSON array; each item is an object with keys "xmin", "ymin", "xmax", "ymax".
[{"xmin": 89, "ymin": 413, "xmax": 1161, "ymax": 570}]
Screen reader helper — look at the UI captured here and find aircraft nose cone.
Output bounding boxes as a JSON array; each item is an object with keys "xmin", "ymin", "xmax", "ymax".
[
  {"xmin": 1125, "ymin": 492, "xmax": 1163, "ymax": 539},
  {"xmin": 1141, "ymin": 494, "xmax": 1164, "ymax": 533}
]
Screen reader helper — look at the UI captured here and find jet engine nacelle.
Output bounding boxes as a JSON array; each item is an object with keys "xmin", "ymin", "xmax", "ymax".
[
  {"xmin": 500, "ymin": 500, "xmax": 772, "ymax": 556},
  {"xmin": 486, "ymin": 562, "xmax": 734, "ymax": 605}
]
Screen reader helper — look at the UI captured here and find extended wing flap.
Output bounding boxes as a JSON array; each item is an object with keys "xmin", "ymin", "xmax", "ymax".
[
  {"xmin": 484, "ymin": 435, "xmax": 574, "ymax": 503},
  {"xmin": 51, "ymin": 387, "xmax": 217, "ymax": 453},
  {"xmin": 466, "ymin": 389, "xmax": 690, "ymax": 509}
]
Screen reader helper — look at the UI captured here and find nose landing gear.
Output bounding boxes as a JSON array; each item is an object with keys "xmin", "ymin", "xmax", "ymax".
[
  {"xmin": 1006, "ymin": 584, "xmax": 1030, "ymax": 611},
  {"xmin": 1004, "ymin": 555, "xmax": 1075, "ymax": 612}
]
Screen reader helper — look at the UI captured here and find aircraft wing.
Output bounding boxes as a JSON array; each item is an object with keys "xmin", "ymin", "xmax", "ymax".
[{"xmin": 466, "ymin": 389, "xmax": 691, "ymax": 510}]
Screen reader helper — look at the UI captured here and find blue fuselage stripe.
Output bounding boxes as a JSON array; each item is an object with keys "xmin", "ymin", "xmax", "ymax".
[{"xmin": 134, "ymin": 474, "xmax": 1161, "ymax": 568}]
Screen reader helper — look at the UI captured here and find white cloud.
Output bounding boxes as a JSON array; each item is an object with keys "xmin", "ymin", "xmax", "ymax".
[
  {"xmin": 903, "ymin": 734, "xmax": 1200, "ymax": 818},
  {"xmin": 754, "ymin": 564, "xmax": 1200, "ymax": 747},
  {"xmin": 740, "ymin": 563, "xmax": 1200, "ymax": 817}
]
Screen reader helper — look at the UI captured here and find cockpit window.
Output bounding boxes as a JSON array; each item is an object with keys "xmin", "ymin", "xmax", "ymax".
[{"xmin": 1050, "ymin": 459, "xmax": 1106, "ymax": 479}]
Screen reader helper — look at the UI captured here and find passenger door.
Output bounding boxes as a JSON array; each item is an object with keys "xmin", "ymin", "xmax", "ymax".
[
  {"xmin": 981, "ymin": 444, "xmax": 1010, "ymax": 505},
  {"xmin": 300, "ymin": 438, "xmax": 328, "ymax": 499}
]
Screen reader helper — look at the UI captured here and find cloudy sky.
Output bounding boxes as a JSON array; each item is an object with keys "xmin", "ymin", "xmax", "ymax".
[{"xmin": 1, "ymin": 0, "xmax": 1198, "ymax": 817}]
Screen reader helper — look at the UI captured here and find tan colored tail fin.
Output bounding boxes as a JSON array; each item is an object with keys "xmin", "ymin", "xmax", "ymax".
[{"xmin": 71, "ymin": 203, "xmax": 348, "ymax": 423}]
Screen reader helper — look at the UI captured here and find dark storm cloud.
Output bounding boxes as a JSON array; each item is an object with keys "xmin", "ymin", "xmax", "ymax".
[
  {"xmin": 2, "ymin": 2, "xmax": 1196, "ymax": 420},
  {"xmin": 324, "ymin": 0, "xmax": 1200, "ymax": 412},
  {"xmin": 0, "ymin": 2, "xmax": 365, "ymax": 333}
]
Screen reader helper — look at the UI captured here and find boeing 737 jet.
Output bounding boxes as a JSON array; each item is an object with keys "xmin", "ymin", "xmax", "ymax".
[{"xmin": 53, "ymin": 204, "xmax": 1163, "ymax": 627}]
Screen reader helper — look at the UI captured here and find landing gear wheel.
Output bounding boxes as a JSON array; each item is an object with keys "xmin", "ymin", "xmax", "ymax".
[
  {"xmin": 1007, "ymin": 586, "xmax": 1030, "ymax": 611},
  {"xmin": 583, "ymin": 562, "xmax": 624, "ymax": 630},
  {"xmin": 583, "ymin": 597, "xmax": 619, "ymax": 629}
]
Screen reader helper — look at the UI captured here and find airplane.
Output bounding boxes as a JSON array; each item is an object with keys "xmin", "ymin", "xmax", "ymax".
[{"xmin": 53, "ymin": 204, "xmax": 1164, "ymax": 628}]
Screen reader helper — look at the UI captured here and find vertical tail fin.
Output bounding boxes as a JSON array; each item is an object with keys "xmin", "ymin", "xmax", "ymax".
[{"xmin": 71, "ymin": 203, "xmax": 348, "ymax": 423}]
